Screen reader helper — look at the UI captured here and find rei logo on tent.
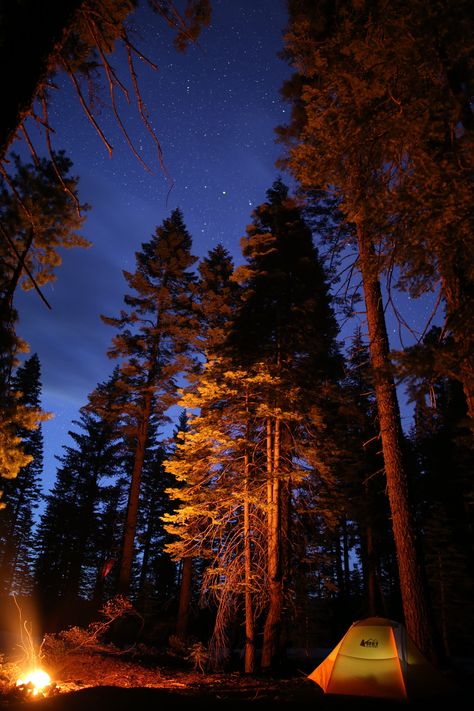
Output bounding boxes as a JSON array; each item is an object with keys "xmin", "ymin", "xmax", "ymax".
[{"xmin": 360, "ymin": 638, "xmax": 378, "ymax": 648}]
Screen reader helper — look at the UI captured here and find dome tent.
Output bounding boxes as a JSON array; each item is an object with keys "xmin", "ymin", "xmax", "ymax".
[{"xmin": 308, "ymin": 616, "xmax": 449, "ymax": 701}]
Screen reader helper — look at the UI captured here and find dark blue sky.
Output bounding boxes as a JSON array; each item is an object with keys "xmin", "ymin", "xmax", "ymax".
[
  {"xmin": 12, "ymin": 0, "xmax": 439, "ymax": 493},
  {"xmin": 13, "ymin": 0, "xmax": 293, "ymax": 487}
]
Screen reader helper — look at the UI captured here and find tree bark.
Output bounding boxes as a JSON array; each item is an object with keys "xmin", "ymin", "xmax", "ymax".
[
  {"xmin": 243, "ymin": 387, "xmax": 255, "ymax": 672},
  {"xmin": 243, "ymin": 454, "xmax": 255, "ymax": 673},
  {"xmin": 176, "ymin": 557, "xmax": 192, "ymax": 640},
  {"xmin": 357, "ymin": 223, "xmax": 436, "ymax": 662},
  {"xmin": 262, "ymin": 417, "xmax": 282, "ymax": 670},
  {"xmin": 118, "ymin": 393, "xmax": 152, "ymax": 596}
]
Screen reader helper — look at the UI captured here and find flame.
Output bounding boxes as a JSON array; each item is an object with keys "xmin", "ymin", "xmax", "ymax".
[{"xmin": 16, "ymin": 669, "xmax": 52, "ymax": 696}]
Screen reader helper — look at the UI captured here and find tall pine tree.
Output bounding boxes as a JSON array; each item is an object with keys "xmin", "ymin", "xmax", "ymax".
[
  {"xmin": 277, "ymin": 0, "xmax": 439, "ymax": 661},
  {"xmin": 101, "ymin": 208, "xmax": 198, "ymax": 597},
  {"xmin": 230, "ymin": 178, "xmax": 344, "ymax": 670}
]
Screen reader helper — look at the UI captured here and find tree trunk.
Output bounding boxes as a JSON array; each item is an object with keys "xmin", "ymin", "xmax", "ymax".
[
  {"xmin": 357, "ymin": 224, "xmax": 436, "ymax": 662},
  {"xmin": 262, "ymin": 417, "xmax": 282, "ymax": 670},
  {"xmin": 118, "ymin": 394, "xmax": 152, "ymax": 596},
  {"xmin": 137, "ymin": 505, "xmax": 154, "ymax": 602},
  {"xmin": 176, "ymin": 557, "xmax": 192, "ymax": 640},
  {"xmin": 243, "ymin": 454, "xmax": 255, "ymax": 673},
  {"xmin": 365, "ymin": 523, "xmax": 377, "ymax": 615},
  {"xmin": 342, "ymin": 518, "xmax": 350, "ymax": 596},
  {"xmin": 243, "ymin": 388, "xmax": 255, "ymax": 673}
]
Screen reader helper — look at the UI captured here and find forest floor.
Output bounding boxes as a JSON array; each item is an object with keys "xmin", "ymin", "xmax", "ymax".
[{"xmin": 1, "ymin": 646, "xmax": 473, "ymax": 711}]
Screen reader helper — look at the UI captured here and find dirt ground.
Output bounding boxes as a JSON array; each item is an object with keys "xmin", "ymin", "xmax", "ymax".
[{"xmin": 1, "ymin": 649, "xmax": 472, "ymax": 711}]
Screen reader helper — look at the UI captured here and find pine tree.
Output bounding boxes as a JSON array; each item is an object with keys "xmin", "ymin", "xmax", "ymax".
[
  {"xmin": 230, "ymin": 178, "xmax": 344, "ymax": 670},
  {"xmin": 166, "ymin": 365, "xmax": 273, "ymax": 670},
  {"xmin": 33, "ymin": 372, "xmax": 124, "ymax": 624},
  {"xmin": 405, "ymin": 329, "xmax": 474, "ymax": 655},
  {"xmin": 101, "ymin": 208, "xmax": 198, "ymax": 597},
  {"xmin": 370, "ymin": 1, "xmax": 474, "ymax": 426},
  {"xmin": 0, "ymin": 353, "xmax": 45, "ymax": 595},
  {"xmin": 196, "ymin": 243, "xmax": 240, "ymax": 357},
  {"xmin": 135, "ymin": 442, "xmax": 178, "ymax": 609},
  {"xmin": 165, "ymin": 184, "xmax": 346, "ymax": 671},
  {"xmin": 168, "ymin": 409, "xmax": 193, "ymax": 642},
  {"xmin": 164, "ymin": 244, "xmax": 263, "ymax": 669},
  {"xmin": 277, "ymin": 0, "xmax": 438, "ymax": 661},
  {"xmin": 343, "ymin": 328, "xmax": 398, "ymax": 617}
]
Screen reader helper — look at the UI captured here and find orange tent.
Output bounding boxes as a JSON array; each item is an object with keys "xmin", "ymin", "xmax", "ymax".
[{"xmin": 308, "ymin": 616, "xmax": 446, "ymax": 701}]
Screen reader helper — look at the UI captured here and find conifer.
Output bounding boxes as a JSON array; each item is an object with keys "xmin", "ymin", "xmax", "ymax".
[
  {"xmin": 101, "ymin": 208, "xmax": 198, "ymax": 597},
  {"xmin": 0, "ymin": 353, "xmax": 45, "ymax": 594},
  {"xmin": 278, "ymin": 0, "xmax": 439, "ymax": 661},
  {"xmin": 33, "ymin": 372, "xmax": 124, "ymax": 620}
]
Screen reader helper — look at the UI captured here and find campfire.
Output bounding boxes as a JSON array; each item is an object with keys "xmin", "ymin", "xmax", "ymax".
[
  {"xmin": 0, "ymin": 597, "xmax": 59, "ymax": 701},
  {"xmin": 1, "ymin": 595, "xmax": 144, "ymax": 702},
  {"xmin": 16, "ymin": 668, "xmax": 57, "ymax": 698}
]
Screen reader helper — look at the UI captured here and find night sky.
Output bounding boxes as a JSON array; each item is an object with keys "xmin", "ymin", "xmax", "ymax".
[{"xmin": 11, "ymin": 0, "xmax": 439, "ymax": 494}]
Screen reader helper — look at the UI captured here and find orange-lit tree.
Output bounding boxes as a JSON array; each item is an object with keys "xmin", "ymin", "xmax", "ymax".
[
  {"xmin": 166, "ymin": 409, "xmax": 192, "ymax": 641},
  {"xmin": 166, "ymin": 181, "xmax": 345, "ymax": 672},
  {"xmin": 164, "ymin": 244, "xmax": 265, "ymax": 671},
  {"xmin": 168, "ymin": 246, "xmax": 241, "ymax": 646},
  {"xmin": 277, "ymin": 0, "xmax": 444, "ymax": 661},
  {"xmin": 165, "ymin": 365, "xmax": 270, "ymax": 671}
]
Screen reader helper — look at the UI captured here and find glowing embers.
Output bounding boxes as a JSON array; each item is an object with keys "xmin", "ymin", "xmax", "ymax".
[{"xmin": 16, "ymin": 668, "xmax": 56, "ymax": 698}]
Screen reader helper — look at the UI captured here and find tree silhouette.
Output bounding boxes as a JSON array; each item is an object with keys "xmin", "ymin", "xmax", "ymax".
[{"xmin": 101, "ymin": 208, "xmax": 198, "ymax": 597}]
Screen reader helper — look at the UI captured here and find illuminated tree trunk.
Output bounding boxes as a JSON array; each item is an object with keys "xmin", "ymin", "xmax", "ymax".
[
  {"xmin": 243, "ymin": 452, "xmax": 255, "ymax": 673},
  {"xmin": 243, "ymin": 384, "xmax": 255, "ymax": 673},
  {"xmin": 357, "ymin": 223, "xmax": 436, "ymax": 661}
]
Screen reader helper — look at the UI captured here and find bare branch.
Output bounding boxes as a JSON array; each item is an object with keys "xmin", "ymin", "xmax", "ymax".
[
  {"xmin": 84, "ymin": 11, "xmax": 154, "ymax": 174},
  {"xmin": 125, "ymin": 40, "xmax": 171, "ymax": 185},
  {"xmin": 19, "ymin": 126, "xmax": 40, "ymax": 168},
  {"xmin": 60, "ymin": 55, "xmax": 114, "ymax": 157},
  {"xmin": 40, "ymin": 91, "xmax": 81, "ymax": 215}
]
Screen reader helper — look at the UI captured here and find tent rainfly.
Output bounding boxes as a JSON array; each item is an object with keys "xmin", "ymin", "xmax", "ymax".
[{"xmin": 308, "ymin": 616, "xmax": 449, "ymax": 701}]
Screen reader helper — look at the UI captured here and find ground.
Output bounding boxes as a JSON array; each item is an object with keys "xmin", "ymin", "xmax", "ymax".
[{"xmin": 1, "ymin": 648, "xmax": 472, "ymax": 711}]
